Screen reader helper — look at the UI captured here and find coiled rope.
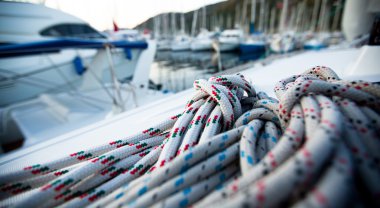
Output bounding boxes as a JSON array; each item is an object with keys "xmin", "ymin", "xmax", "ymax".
[
  {"xmin": 194, "ymin": 66, "xmax": 380, "ymax": 208},
  {"xmin": 0, "ymin": 73, "xmax": 260, "ymax": 207},
  {"xmin": 0, "ymin": 66, "xmax": 379, "ymax": 208}
]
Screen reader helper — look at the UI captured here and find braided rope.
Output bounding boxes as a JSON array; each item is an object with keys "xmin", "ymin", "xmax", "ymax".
[
  {"xmin": 0, "ymin": 66, "xmax": 379, "ymax": 208},
  {"xmin": 195, "ymin": 66, "xmax": 380, "ymax": 208},
  {"xmin": 0, "ymin": 73, "xmax": 257, "ymax": 207}
]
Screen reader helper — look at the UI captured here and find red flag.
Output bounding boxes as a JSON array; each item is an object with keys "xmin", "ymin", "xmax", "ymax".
[{"xmin": 113, "ymin": 20, "xmax": 119, "ymax": 32}]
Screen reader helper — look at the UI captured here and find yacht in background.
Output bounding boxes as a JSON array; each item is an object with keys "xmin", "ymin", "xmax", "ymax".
[
  {"xmin": 303, "ymin": 32, "xmax": 345, "ymax": 50},
  {"xmin": 269, "ymin": 32, "xmax": 297, "ymax": 53},
  {"xmin": 171, "ymin": 13, "xmax": 192, "ymax": 51},
  {"xmin": 190, "ymin": 29, "xmax": 214, "ymax": 51},
  {"xmin": 238, "ymin": 0, "xmax": 266, "ymax": 55},
  {"xmin": 303, "ymin": 38, "xmax": 327, "ymax": 50},
  {"xmin": 157, "ymin": 39, "xmax": 172, "ymax": 50},
  {"xmin": 214, "ymin": 29, "xmax": 244, "ymax": 52},
  {"xmin": 171, "ymin": 34, "xmax": 192, "ymax": 51},
  {"xmin": 239, "ymin": 34, "xmax": 267, "ymax": 54}
]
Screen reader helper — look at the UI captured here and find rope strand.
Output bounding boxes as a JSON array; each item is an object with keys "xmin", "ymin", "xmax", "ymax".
[{"xmin": 0, "ymin": 66, "xmax": 379, "ymax": 207}]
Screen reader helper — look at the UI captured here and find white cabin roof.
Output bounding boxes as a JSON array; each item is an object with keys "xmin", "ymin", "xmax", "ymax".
[
  {"xmin": 221, "ymin": 29, "xmax": 244, "ymax": 36},
  {"xmin": 0, "ymin": 2, "xmax": 90, "ymax": 43}
]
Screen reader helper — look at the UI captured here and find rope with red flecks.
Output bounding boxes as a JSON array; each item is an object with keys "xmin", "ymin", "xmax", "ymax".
[
  {"xmin": 194, "ymin": 66, "xmax": 380, "ymax": 208},
  {"xmin": 0, "ymin": 74, "xmax": 261, "ymax": 208},
  {"xmin": 1, "ymin": 66, "xmax": 379, "ymax": 208}
]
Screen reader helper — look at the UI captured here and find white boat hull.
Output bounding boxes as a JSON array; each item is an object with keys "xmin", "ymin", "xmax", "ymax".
[
  {"xmin": 157, "ymin": 44, "xmax": 171, "ymax": 50},
  {"xmin": 190, "ymin": 41, "xmax": 213, "ymax": 51},
  {"xmin": 171, "ymin": 42, "xmax": 191, "ymax": 51},
  {"xmin": 157, "ymin": 40, "xmax": 172, "ymax": 51},
  {"xmin": 218, "ymin": 42, "xmax": 240, "ymax": 52}
]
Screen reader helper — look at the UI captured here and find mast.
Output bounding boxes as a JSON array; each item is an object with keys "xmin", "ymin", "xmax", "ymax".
[
  {"xmin": 235, "ymin": 3, "xmax": 240, "ymax": 27},
  {"xmin": 227, "ymin": 13, "xmax": 232, "ymax": 29},
  {"xmin": 163, "ymin": 14, "xmax": 168, "ymax": 38},
  {"xmin": 202, "ymin": 6, "xmax": 206, "ymax": 29},
  {"xmin": 279, "ymin": 0, "xmax": 288, "ymax": 33},
  {"xmin": 211, "ymin": 15, "xmax": 216, "ymax": 31},
  {"xmin": 301, "ymin": 0, "xmax": 311, "ymax": 32},
  {"xmin": 154, "ymin": 16, "xmax": 160, "ymax": 39},
  {"xmin": 295, "ymin": 1, "xmax": 305, "ymax": 32},
  {"xmin": 270, "ymin": 7, "xmax": 276, "ymax": 34},
  {"xmin": 218, "ymin": 14, "xmax": 224, "ymax": 30},
  {"xmin": 264, "ymin": 2, "xmax": 270, "ymax": 33},
  {"xmin": 171, "ymin": 12, "xmax": 176, "ymax": 36},
  {"xmin": 318, "ymin": 0, "xmax": 328, "ymax": 32},
  {"xmin": 258, "ymin": 0, "xmax": 265, "ymax": 32},
  {"xmin": 310, "ymin": 0, "xmax": 321, "ymax": 31},
  {"xmin": 180, "ymin": 13, "xmax": 185, "ymax": 34},
  {"xmin": 250, "ymin": 0, "xmax": 256, "ymax": 33},
  {"xmin": 332, "ymin": 0, "xmax": 343, "ymax": 31},
  {"xmin": 242, "ymin": 0, "xmax": 248, "ymax": 33},
  {"xmin": 288, "ymin": 5, "xmax": 296, "ymax": 31},
  {"xmin": 191, "ymin": 10, "xmax": 198, "ymax": 36}
]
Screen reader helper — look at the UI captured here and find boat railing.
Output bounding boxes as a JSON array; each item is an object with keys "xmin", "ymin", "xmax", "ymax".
[{"xmin": 0, "ymin": 38, "xmax": 149, "ymax": 110}]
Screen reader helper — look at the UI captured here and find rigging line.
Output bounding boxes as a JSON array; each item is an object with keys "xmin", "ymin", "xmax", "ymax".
[
  {"xmin": 105, "ymin": 45, "xmax": 124, "ymax": 111},
  {"xmin": 44, "ymin": 54, "xmax": 104, "ymax": 111},
  {"xmin": 0, "ymin": 68, "xmax": 61, "ymax": 88},
  {"xmin": 85, "ymin": 60, "xmax": 120, "ymax": 106},
  {"xmin": 0, "ymin": 55, "xmax": 92, "ymax": 81}
]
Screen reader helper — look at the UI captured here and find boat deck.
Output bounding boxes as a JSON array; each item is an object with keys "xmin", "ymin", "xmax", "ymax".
[{"xmin": 0, "ymin": 48, "xmax": 360, "ymax": 169}]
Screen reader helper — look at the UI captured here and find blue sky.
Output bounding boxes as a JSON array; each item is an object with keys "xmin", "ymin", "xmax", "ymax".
[{"xmin": 44, "ymin": 0, "xmax": 226, "ymax": 30}]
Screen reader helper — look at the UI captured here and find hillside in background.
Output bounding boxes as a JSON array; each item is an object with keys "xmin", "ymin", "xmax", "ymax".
[{"xmin": 135, "ymin": 0, "xmax": 344, "ymax": 36}]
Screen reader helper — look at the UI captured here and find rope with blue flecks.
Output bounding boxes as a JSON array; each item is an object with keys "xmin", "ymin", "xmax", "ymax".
[
  {"xmin": 194, "ymin": 66, "xmax": 380, "ymax": 208},
  {"xmin": 0, "ymin": 73, "xmax": 279, "ymax": 208},
  {"xmin": 0, "ymin": 66, "xmax": 379, "ymax": 208}
]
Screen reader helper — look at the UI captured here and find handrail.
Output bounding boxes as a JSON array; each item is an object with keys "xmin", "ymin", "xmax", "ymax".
[{"xmin": 0, "ymin": 38, "xmax": 148, "ymax": 58}]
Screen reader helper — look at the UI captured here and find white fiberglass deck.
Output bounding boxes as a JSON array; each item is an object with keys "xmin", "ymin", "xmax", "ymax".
[{"xmin": 0, "ymin": 48, "xmax": 362, "ymax": 170}]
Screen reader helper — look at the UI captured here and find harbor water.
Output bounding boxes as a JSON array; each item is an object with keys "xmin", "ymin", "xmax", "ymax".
[{"xmin": 150, "ymin": 50, "xmax": 266, "ymax": 92}]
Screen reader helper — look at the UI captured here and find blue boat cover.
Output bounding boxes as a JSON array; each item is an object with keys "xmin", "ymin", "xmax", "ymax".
[
  {"xmin": 0, "ymin": 38, "xmax": 148, "ymax": 58},
  {"xmin": 73, "ymin": 56, "xmax": 86, "ymax": 75}
]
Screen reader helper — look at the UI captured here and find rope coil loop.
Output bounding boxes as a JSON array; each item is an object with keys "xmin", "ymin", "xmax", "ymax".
[
  {"xmin": 195, "ymin": 66, "xmax": 380, "ymax": 208},
  {"xmin": 0, "ymin": 74, "xmax": 259, "ymax": 208},
  {"xmin": 1, "ymin": 67, "xmax": 379, "ymax": 208}
]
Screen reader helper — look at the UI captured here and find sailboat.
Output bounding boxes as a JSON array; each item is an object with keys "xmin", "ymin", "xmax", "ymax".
[
  {"xmin": 171, "ymin": 13, "xmax": 192, "ymax": 51},
  {"xmin": 171, "ymin": 35, "xmax": 192, "ymax": 51},
  {"xmin": 191, "ymin": 6, "xmax": 215, "ymax": 51},
  {"xmin": 269, "ymin": 0, "xmax": 298, "ymax": 53},
  {"xmin": 239, "ymin": 36, "xmax": 267, "ymax": 54},
  {"xmin": 157, "ymin": 14, "xmax": 172, "ymax": 51},
  {"xmin": 213, "ymin": 1, "xmax": 245, "ymax": 52},
  {"xmin": 215, "ymin": 29, "xmax": 244, "ymax": 52},
  {"xmin": 239, "ymin": 0, "xmax": 267, "ymax": 54},
  {"xmin": 191, "ymin": 29, "xmax": 214, "ymax": 51},
  {"xmin": 303, "ymin": 0, "xmax": 329, "ymax": 50}
]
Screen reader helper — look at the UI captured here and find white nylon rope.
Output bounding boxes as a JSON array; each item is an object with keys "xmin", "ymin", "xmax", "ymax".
[
  {"xmin": 90, "ymin": 126, "xmax": 246, "ymax": 208},
  {"xmin": 0, "ymin": 73, "xmax": 257, "ymax": 207},
  {"xmin": 195, "ymin": 66, "xmax": 380, "ymax": 208},
  {"xmin": 0, "ymin": 116, "xmax": 179, "ymax": 184},
  {"xmin": 0, "ymin": 66, "xmax": 379, "ymax": 208}
]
